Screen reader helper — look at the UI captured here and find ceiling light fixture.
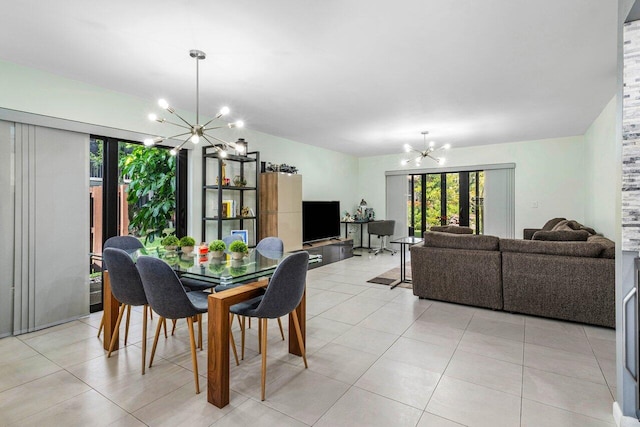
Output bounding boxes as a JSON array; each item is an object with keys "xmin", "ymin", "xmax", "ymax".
[
  {"xmin": 400, "ymin": 131, "xmax": 451, "ymax": 166},
  {"xmin": 144, "ymin": 49, "xmax": 245, "ymax": 157}
]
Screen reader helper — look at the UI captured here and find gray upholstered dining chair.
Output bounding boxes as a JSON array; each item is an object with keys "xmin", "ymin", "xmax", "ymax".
[
  {"xmin": 216, "ymin": 237, "xmax": 287, "ymax": 356},
  {"xmin": 136, "ymin": 255, "xmax": 239, "ymax": 393},
  {"xmin": 368, "ymin": 220, "xmax": 397, "ymax": 255},
  {"xmin": 102, "ymin": 248, "xmax": 150, "ymax": 374},
  {"xmin": 98, "ymin": 235, "xmax": 150, "ymax": 341},
  {"xmin": 229, "ymin": 251, "xmax": 309, "ymax": 401}
]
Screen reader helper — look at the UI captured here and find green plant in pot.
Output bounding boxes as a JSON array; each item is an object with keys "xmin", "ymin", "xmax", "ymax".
[
  {"xmin": 179, "ymin": 236, "xmax": 196, "ymax": 255},
  {"xmin": 161, "ymin": 235, "xmax": 179, "ymax": 251},
  {"xmin": 229, "ymin": 240, "xmax": 248, "ymax": 260},
  {"xmin": 208, "ymin": 240, "xmax": 226, "ymax": 258}
]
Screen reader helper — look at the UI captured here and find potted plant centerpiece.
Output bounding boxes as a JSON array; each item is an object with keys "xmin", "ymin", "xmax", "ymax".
[
  {"xmin": 161, "ymin": 235, "xmax": 179, "ymax": 251},
  {"xmin": 229, "ymin": 240, "xmax": 248, "ymax": 260},
  {"xmin": 209, "ymin": 240, "xmax": 226, "ymax": 258},
  {"xmin": 179, "ymin": 236, "xmax": 196, "ymax": 255}
]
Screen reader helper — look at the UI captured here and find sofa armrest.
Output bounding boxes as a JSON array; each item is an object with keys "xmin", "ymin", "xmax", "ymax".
[{"xmin": 523, "ymin": 228, "xmax": 541, "ymax": 240}]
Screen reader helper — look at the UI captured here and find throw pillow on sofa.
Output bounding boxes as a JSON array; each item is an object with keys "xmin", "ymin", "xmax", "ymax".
[
  {"xmin": 532, "ymin": 230, "xmax": 590, "ymax": 241},
  {"xmin": 541, "ymin": 217, "xmax": 566, "ymax": 230}
]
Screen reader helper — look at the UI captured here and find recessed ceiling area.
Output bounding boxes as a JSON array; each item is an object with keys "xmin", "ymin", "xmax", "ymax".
[{"xmin": 0, "ymin": 1, "xmax": 617, "ymax": 157}]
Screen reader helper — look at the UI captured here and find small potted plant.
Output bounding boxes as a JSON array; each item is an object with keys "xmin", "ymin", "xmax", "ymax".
[
  {"xmin": 229, "ymin": 240, "xmax": 248, "ymax": 260},
  {"xmin": 179, "ymin": 236, "xmax": 196, "ymax": 255},
  {"xmin": 208, "ymin": 240, "xmax": 226, "ymax": 258},
  {"xmin": 161, "ymin": 235, "xmax": 179, "ymax": 251}
]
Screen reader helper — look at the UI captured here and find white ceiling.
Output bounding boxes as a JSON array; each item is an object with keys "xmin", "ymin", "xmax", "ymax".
[{"xmin": 0, "ymin": 0, "xmax": 618, "ymax": 157}]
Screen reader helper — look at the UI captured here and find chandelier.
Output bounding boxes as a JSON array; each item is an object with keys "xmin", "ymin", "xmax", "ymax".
[
  {"xmin": 401, "ymin": 131, "xmax": 451, "ymax": 166},
  {"xmin": 144, "ymin": 49, "xmax": 245, "ymax": 157}
]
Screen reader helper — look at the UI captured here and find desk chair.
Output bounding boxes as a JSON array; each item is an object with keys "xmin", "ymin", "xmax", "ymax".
[{"xmin": 368, "ymin": 220, "xmax": 397, "ymax": 255}]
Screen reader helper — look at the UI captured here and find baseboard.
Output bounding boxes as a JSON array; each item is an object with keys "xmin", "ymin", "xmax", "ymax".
[{"xmin": 614, "ymin": 402, "xmax": 640, "ymax": 427}]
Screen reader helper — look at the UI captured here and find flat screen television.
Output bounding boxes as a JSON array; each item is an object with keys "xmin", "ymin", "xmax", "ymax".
[{"xmin": 302, "ymin": 201, "xmax": 341, "ymax": 243}]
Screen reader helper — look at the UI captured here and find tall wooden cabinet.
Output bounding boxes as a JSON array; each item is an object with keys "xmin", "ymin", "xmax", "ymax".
[{"xmin": 259, "ymin": 173, "xmax": 302, "ymax": 252}]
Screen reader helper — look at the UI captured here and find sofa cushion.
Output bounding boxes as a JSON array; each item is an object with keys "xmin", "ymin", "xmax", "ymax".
[
  {"xmin": 551, "ymin": 219, "xmax": 581, "ymax": 231},
  {"xmin": 542, "ymin": 217, "xmax": 566, "ymax": 230},
  {"xmin": 500, "ymin": 239, "xmax": 603, "ymax": 258},
  {"xmin": 429, "ymin": 226, "xmax": 474, "ymax": 234},
  {"xmin": 532, "ymin": 230, "xmax": 590, "ymax": 241},
  {"xmin": 423, "ymin": 232, "xmax": 499, "ymax": 251},
  {"xmin": 588, "ymin": 235, "xmax": 615, "ymax": 258}
]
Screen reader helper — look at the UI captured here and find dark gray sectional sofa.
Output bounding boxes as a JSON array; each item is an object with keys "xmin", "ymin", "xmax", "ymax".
[{"xmin": 410, "ymin": 224, "xmax": 615, "ymax": 328}]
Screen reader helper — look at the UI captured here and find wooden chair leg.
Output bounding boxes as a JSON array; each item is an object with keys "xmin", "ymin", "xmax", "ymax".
[
  {"xmin": 228, "ymin": 314, "xmax": 240, "ymax": 366},
  {"xmin": 97, "ymin": 312, "xmax": 104, "ymax": 338},
  {"xmin": 162, "ymin": 317, "xmax": 168, "ymax": 338},
  {"xmin": 198, "ymin": 315, "xmax": 203, "ymax": 350},
  {"xmin": 291, "ymin": 310, "xmax": 308, "ymax": 368},
  {"xmin": 171, "ymin": 319, "xmax": 177, "ymax": 335},
  {"xmin": 107, "ymin": 303, "xmax": 126, "ymax": 357},
  {"xmin": 186, "ymin": 316, "xmax": 200, "ymax": 394},
  {"xmin": 241, "ymin": 316, "xmax": 246, "ymax": 360},
  {"xmin": 277, "ymin": 317, "xmax": 285, "ymax": 341},
  {"xmin": 249, "ymin": 317, "xmax": 252, "ymax": 329},
  {"xmin": 141, "ymin": 305, "xmax": 148, "ymax": 375},
  {"xmin": 258, "ymin": 319, "xmax": 262, "ymax": 354},
  {"xmin": 124, "ymin": 304, "xmax": 132, "ymax": 345},
  {"xmin": 149, "ymin": 316, "xmax": 164, "ymax": 368},
  {"xmin": 261, "ymin": 318, "xmax": 268, "ymax": 401}
]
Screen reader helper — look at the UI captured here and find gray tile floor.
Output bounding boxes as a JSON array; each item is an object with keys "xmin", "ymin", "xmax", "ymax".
[{"xmin": 0, "ymin": 252, "xmax": 616, "ymax": 426}]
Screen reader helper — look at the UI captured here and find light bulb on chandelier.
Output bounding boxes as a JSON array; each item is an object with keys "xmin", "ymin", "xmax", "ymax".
[
  {"xmin": 400, "ymin": 131, "xmax": 451, "ymax": 166},
  {"xmin": 144, "ymin": 49, "xmax": 246, "ymax": 156}
]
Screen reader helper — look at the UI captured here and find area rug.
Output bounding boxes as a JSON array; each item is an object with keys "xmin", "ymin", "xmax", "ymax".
[{"xmin": 367, "ymin": 263, "xmax": 412, "ymax": 289}]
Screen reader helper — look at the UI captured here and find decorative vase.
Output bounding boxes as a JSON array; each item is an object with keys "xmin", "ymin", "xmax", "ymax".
[
  {"xmin": 230, "ymin": 251, "xmax": 244, "ymax": 260},
  {"xmin": 210, "ymin": 250, "xmax": 224, "ymax": 258},
  {"xmin": 181, "ymin": 246, "xmax": 194, "ymax": 255}
]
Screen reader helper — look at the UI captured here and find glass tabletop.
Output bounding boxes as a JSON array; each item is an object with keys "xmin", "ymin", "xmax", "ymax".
[
  {"xmin": 132, "ymin": 247, "xmax": 321, "ymax": 285},
  {"xmin": 390, "ymin": 236, "xmax": 424, "ymax": 245}
]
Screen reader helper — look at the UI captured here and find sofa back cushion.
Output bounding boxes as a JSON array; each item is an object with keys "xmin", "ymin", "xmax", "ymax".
[
  {"xmin": 429, "ymin": 226, "xmax": 474, "ymax": 234},
  {"xmin": 532, "ymin": 230, "xmax": 590, "ymax": 241},
  {"xmin": 500, "ymin": 239, "xmax": 604, "ymax": 258},
  {"xmin": 423, "ymin": 232, "xmax": 499, "ymax": 251},
  {"xmin": 588, "ymin": 235, "xmax": 615, "ymax": 259}
]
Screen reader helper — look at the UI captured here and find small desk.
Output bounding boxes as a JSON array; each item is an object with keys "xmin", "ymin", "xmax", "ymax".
[
  {"xmin": 389, "ymin": 236, "xmax": 423, "ymax": 289},
  {"xmin": 341, "ymin": 220, "xmax": 370, "ymax": 255}
]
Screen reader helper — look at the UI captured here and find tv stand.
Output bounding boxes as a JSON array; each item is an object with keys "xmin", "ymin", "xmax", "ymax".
[
  {"xmin": 303, "ymin": 242, "xmax": 313, "ymax": 247},
  {"xmin": 301, "ymin": 238, "xmax": 353, "ymax": 269}
]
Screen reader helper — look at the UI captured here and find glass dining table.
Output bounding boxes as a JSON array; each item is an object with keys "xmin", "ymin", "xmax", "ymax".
[{"xmin": 101, "ymin": 247, "xmax": 320, "ymax": 408}]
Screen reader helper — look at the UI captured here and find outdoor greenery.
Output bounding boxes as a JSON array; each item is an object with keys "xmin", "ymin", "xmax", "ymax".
[
  {"xmin": 209, "ymin": 240, "xmax": 226, "ymax": 252},
  {"xmin": 408, "ymin": 172, "xmax": 484, "ymax": 236},
  {"xmin": 119, "ymin": 144, "xmax": 176, "ymax": 243},
  {"xmin": 229, "ymin": 240, "xmax": 248, "ymax": 253},
  {"xmin": 179, "ymin": 236, "xmax": 196, "ymax": 247}
]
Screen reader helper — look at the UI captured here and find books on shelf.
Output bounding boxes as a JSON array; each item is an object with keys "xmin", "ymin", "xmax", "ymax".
[{"xmin": 221, "ymin": 199, "xmax": 238, "ymax": 218}]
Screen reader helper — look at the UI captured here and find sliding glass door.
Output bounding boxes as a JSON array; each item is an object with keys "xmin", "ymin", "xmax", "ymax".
[{"xmin": 408, "ymin": 171, "xmax": 484, "ymax": 236}]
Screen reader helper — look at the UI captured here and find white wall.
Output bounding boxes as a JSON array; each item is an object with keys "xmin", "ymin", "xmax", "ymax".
[
  {"xmin": 358, "ymin": 135, "xmax": 586, "ymax": 237},
  {"xmin": 584, "ymin": 96, "xmax": 617, "ymax": 239}
]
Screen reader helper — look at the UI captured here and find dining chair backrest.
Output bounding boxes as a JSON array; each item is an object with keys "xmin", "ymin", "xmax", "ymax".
[
  {"xmin": 255, "ymin": 237, "xmax": 284, "ymax": 253},
  {"xmin": 250, "ymin": 251, "xmax": 309, "ymax": 319},
  {"xmin": 136, "ymin": 255, "xmax": 202, "ymax": 319},
  {"xmin": 223, "ymin": 235, "xmax": 243, "ymax": 253},
  {"xmin": 102, "ymin": 248, "xmax": 148, "ymax": 306},
  {"xmin": 103, "ymin": 236, "xmax": 144, "ymax": 270}
]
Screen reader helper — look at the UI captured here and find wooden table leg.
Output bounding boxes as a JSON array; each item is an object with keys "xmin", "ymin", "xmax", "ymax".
[
  {"xmin": 289, "ymin": 289, "xmax": 306, "ymax": 356},
  {"xmin": 208, "ymin": 282, "xmax": 267, "ymax": 408},
  {"xmin": 102, "ymin": 271, "xmax": 120, "ymax": 351}
]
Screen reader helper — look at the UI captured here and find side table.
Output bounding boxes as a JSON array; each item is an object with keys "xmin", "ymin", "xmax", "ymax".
[{"xmin": 389, "ymin": 236, "xmax": 424, "ymax": 289}]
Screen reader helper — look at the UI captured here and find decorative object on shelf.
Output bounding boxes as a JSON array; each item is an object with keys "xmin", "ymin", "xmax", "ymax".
[
  {"xmin": 401, "ymin": 131, "xmax": 451, "ymax": 165},
  {"xmin": 233, "ymin": 175, "xmax": 247, "ymax": 187},
  {"xmin": 265, "ymin": 162, "xmax": 298, "ymax": 174},
  {"xmin": 209, "ymin": 240, "xmax": 226, "ymax": 258},
  {"xmin": 231, "ymin": 229, "xmax": 249, "ymax": 244},
  {"xmin": 179, "ymin": 236, "xmax": 196, "ymax": 255},
  {"xmin": 161, "ymin": 235, "xmax": 179, "ymax": 251},
  {"xmin": 241, "ymin": 206, "xmax": 253, "ymax": 217},
  {"xmin": 144, "ymin": 49, "xmax": 246, "ymax": 157},
  {"xmin": 342, "ymin": 212, "xmax": 354, "ymax": 222},
  {"xmin": 229, "ymin": 240, "xmax": 248, "ymax": 260},
  {"xmin": 199, "ymin": 241, "xmax": 209, "ymax": 255},
  {"xmin": 365, "ymin": 208, "xmax": 375, "ymax": 221},
  {"xmin": 234, "ymin": 138, "xmax": 248, "ymax": 156}
]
